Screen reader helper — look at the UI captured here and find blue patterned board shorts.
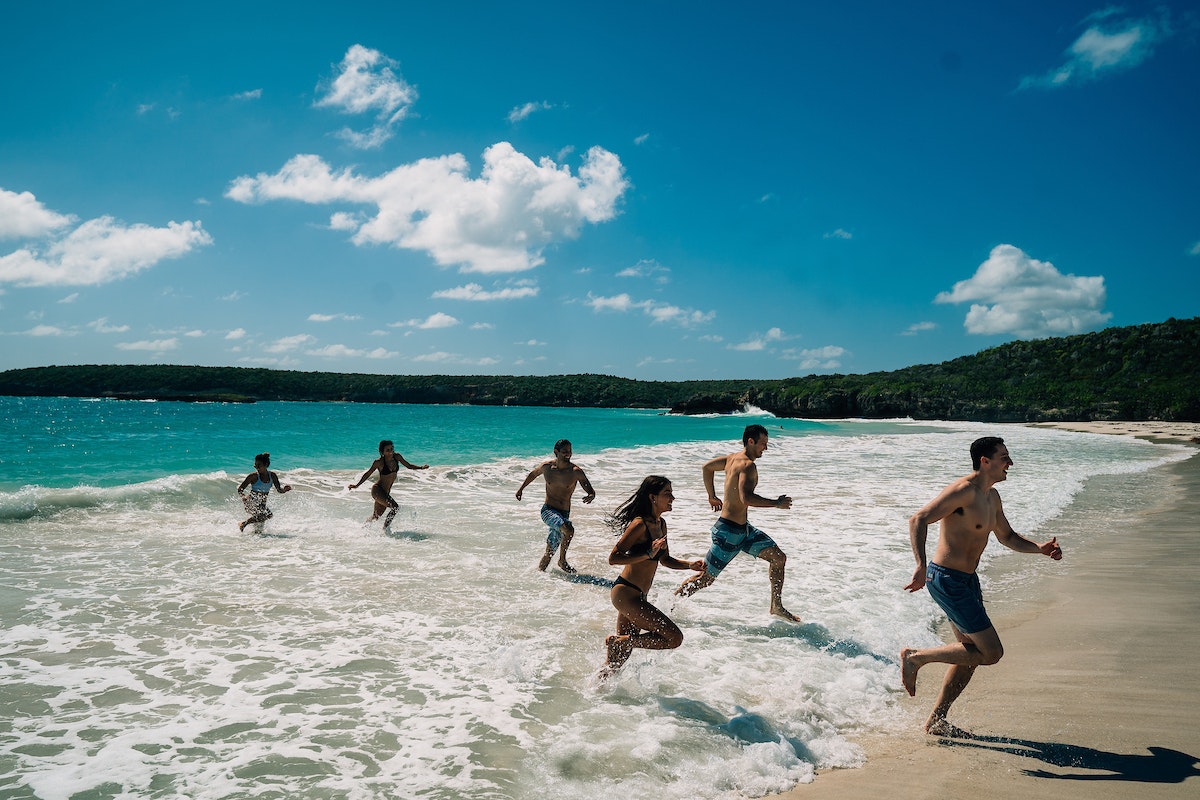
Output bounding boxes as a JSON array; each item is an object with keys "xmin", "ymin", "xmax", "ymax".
[
  {"xmin": 925, "ymin": 562, "xmax": 993, "ymax": 634},
  {"xmin": 704, "ymin": 517, "xmax": 777, "ymax": 577},
  {"xmin": 540, "ymin": 504, "xmax": 570, "ymax": 550}
]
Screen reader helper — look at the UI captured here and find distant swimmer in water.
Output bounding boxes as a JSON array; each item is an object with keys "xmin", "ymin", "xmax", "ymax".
[
  {"xmin": 348, "ymin": 440, "xmax": 429, "ymax": 530},
  {"xmin": 600, "ymin": 476, "xmax": 705, "ymax": 678},
  {"xmin": 675, "ymin": 424, "xmax": 800, "ymax": 621},
  {"xmin": 515, "ymin": 439, "xmax": 596, "ymax": 573},
  {"xmin": 237, "ymin": 452, "xmax": 292, "ymax": 531}
]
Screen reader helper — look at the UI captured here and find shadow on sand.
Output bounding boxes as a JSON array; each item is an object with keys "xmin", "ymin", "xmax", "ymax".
[{"xmin": 937, "ymin": 732, "xmax": 1200, "ymax": 783}]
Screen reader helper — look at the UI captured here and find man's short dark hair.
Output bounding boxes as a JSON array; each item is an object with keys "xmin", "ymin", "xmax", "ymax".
[
  {"xmin": 743, "ymin": 424, "xmax": 769, "ymax": 446},
  {"xmin": 970, "ymin": 436, "xmax": 1005, "ymax": 470},
  {"xmin": 554, "ymin": 439, "xmax": 571, "ymax": 453}
]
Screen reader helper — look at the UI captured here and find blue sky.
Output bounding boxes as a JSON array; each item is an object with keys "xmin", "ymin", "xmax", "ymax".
[{"xmin": 2, "ymin": 2, "xmax": 1197, "ymax": 380}]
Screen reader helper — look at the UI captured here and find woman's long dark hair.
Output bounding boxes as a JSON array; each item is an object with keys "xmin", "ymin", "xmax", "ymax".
[{"xmin": 607, "ymin": 475, "xmax": 671, "ymax": 534}]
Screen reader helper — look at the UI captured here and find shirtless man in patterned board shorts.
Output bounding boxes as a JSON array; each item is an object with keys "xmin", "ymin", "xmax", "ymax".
[
  {"xmin": 675, "ymin": 423, "xmax": 799, "ymax": 622},
  {"xmin": 515, "ymin": 439, "xmax": 596, "ymax": 573}
]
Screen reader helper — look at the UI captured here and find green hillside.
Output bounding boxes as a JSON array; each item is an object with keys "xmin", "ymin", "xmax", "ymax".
[{"xmin": 1, "ymin": 317, "xmax": 1196, "ymax": 421}]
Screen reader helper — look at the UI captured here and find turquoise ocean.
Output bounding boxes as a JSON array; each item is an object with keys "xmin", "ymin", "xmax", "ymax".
[{"xmin": 0, "ymin": 396, "xmax": 1193, "ymax": 799}]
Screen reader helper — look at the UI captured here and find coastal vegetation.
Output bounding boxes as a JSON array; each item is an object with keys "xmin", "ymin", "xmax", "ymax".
[{"xmin": 1, "ymin": 317, "xmax": 1196, "ymax": 422}]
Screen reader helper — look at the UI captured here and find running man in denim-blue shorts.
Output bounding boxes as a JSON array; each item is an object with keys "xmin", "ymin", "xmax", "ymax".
[
  {"xmin": 516, "ymin": 439, "xmax": 596, "ymax": 573},
  {"xmin": 901, "ymin": 436, "xmax": 1063, "ymax": 735},
  {"xmin": 675, "ymin": 424, "xmax": 799, "ymax": 621}
]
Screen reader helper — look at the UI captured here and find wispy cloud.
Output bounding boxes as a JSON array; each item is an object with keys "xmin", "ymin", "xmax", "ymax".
[
  {"xmin": 58, "ymin": 292, "xmax": 79, "ymax": 304},
  {"xmin": 232, "ymin": 89, "xmax": 262, "ymax": 101},
  {"xmin": 616, "ymin": 259, "xmax": 670, "ymax": 283},
  {"xmin": 823, "ymin": 228, "xmax": 852, "ymax": 240},
  {"xmin": 306, "ymin": 344, "xmax": 396, "ymax": 359},
  {"xmin": 507, "ymin": 101, "xmax": 553, "ymax": 123},
  {"xmin": 116, "ymin": 338, "xmax": 178, "ymax": 352},
  {"xmin": 729, "ymin": 327, "xmax": 786, "ymax": 352},
  {"xmin": 227, "ymin": 143, "xmax": 628, "ymax": 274},
  {"xmin": 902, "ymin": 321, "xmax": 936, "ymax": 336},
  {"xmin": 21, "ymin": 324, "xmax": 74, "ymax": 337},
  {"xmin": 1189, "ymin": 241, "xmax": 1200, "ymax": 256},
  {"xmin": 1019, "ymin": 8, "xmax": 1172, "ymax": 90},
  {"xmin": 432, "ymin": 282, "xmax": 539, "ymax": 301},
  {"xmin": 314, "ymin": 44, "xmax": 417, "ymax": 149},
  {"xmin": 225, "ymin": 328, "xmax": 246, "ymax": 340},
  {"xmin": 88, "ymin": 317, "xmax": 130, "ymax": 334},
  {"xmin": 786, "ymin": 345, "xmax": 846, "ymax": 370},
  {"xmin": 935, "ymin": 244, "xmax": 1111, "ymax": 338},
  {"xmin": 307, "ymin": 312, "xmax": 362, "ymax": 322},
  {"xmin": 264, "ymin": 333, "xmax": 316, "ymax": 353},
  {"xmin": 586, "ymin": 292, "xmax": 715, "ymax": 328}
]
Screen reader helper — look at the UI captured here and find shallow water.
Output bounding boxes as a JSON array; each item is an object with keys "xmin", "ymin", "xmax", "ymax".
[{"xmin": 0, "ymin": 398, "xmax": 1191, "ymax": 798}]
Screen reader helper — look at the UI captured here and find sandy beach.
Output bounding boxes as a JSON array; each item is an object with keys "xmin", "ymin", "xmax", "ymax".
[{"xmin": 778, "ymin": 421, "xmax": 1200, "ymax": 800}]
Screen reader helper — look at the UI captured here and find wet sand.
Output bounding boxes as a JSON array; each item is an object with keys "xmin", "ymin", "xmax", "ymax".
[{"xmin": 778, "ymin": 422, "xmax": 1200, "ymax": 799}]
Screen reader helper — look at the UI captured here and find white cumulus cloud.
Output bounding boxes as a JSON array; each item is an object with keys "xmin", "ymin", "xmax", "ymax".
[
  {"xmin": 227, "ymin": 142, "xmax": 628, "ymax": 274},
  {"xmin": 392, "ymin": 312, "xmax": 459, "ymax": 330},
  {"xmin": 0, "ymin": 188, "xmax": 74, "ymax": 239},
  {"xmin": 935, "ymin": 244, "xmax": 1111, "ymax": 338},
  {"xmin": 0, "ymin": 213, "xmax": 212, "ymax": 288},
  {"xmin": 314, "ymin": 44, "xmax": 417, "ymax": 149}
]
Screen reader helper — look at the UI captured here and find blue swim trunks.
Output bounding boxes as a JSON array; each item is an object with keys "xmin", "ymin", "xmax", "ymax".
[
  {"xmin": 540, "ymin": 504, "xmax": 570, "ymax": 550},
  {"xmin": 704, "ymin": 518, "xmax": 777, "ymax": 577},
  {"xmin": 925, "ymin": 562, "xmax": 993, "ymax": 634}
]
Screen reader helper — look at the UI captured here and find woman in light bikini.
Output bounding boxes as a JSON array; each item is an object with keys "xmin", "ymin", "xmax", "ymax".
[
  {"xmin": 601, "ymin": 475, "xmax": 705, "ymax": 677},
  {"xmin": 348, "ymin": 439, "xmax": 429, "ymax": 530},
  {"xmin": 236, "ymin": 452, "xmax": 292, "ymax": 531}
]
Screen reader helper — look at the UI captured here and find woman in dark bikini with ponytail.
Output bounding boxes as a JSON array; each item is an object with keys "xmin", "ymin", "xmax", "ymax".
[
  {"xmin": 600, "ymin": 475, "xmax": 705, "ymax": 678},
  {"xmin": 348, "ymin": 440, "xmax": 429, "ymax": 530}
]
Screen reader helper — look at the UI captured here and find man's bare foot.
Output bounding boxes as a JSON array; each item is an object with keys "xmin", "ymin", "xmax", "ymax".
[
  {"xmin": 770, "ymin": 605, "xmax": 801, "ymax": 623},
  {"xmin": 557, "ymin": 560, "xmax": 577, "ymax": 574},
  {"xmin": 537, "ymin": 553, "xmax": 552, "ymax": 571},
  {"xmin": 925, "ymin": 716, "xmax": 971, "ymax": 737},
  {"xmin": 239, "ymin": 520, "xmax": 248, "ymax": 532},
  {"xmin": 901, "ymin": 648, "xmax": 919, "ymax": 696}
]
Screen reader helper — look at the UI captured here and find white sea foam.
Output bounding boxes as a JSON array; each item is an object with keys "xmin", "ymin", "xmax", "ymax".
[{"xmin": 0, "ymin": 420, "xmax": 1191, "ymax": 798}]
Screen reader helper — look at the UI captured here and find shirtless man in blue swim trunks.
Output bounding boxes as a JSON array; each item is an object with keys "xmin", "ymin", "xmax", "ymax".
[
  {"xmin": 901, "ymin": 436, "xmax": 1063, "ymax": 735},
  {"xmin": 515, "ymin": 439, "xmax": 596, "ymax": 573},
  {"xmin": 675, "ymin": 424, "xmax": 799, "ymax": 621}
]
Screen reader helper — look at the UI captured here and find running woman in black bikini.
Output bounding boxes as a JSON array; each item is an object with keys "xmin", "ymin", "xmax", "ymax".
[
  {"xmin": 348, "ymin": 440, "xmax": 429, "ymax": 530},
  {"xmin": 600, "ymin": 475, "xmax": 705, "ymax": 678}
]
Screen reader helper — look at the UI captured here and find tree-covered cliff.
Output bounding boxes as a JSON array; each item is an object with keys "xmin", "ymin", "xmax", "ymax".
[{"xmin": 1, "ymin": 317, "xmax": 1196, "ymax": 421}]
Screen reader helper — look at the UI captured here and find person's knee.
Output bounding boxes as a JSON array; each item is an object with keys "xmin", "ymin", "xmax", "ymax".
[
  {"xmin": 665, "ymin": 627, "xmax": 684, "ymax": 649},
  {"xmin": 978, "ymin": 642, "xmax": 1003, "ymax": 665},
  {"xmin": 764, "ymin": 549, "xmax": 786, "ymax": 567}
]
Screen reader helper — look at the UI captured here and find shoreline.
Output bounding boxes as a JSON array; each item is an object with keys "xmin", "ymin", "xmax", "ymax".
[{"xmin": 777, "ymin": 422, "xmax": 1200, "ymax": 799}]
